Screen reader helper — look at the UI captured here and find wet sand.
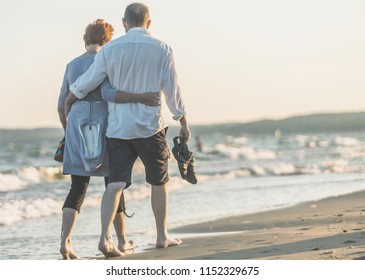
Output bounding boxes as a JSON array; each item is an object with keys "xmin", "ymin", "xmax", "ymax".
[{"xmin": 119, "ymin": 190, "xmax": 365, "ymax": 260}]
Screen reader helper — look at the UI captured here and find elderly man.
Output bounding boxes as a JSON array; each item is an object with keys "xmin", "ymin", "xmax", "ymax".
[{"xmin": 69, "ymin": 3, "xmax": 190, "ymax": 257}]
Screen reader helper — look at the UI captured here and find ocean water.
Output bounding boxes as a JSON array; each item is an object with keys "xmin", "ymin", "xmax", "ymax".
[{"xmin": 1, "ymin": 125, "xmax": 365, "ymax": 259}]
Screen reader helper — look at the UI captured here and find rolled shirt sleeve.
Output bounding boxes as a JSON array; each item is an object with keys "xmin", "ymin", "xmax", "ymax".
[
  {"xmin": 162, "ymin": 49, "xmax": 187, "ymax": 121},
  {"xmin": 69, "ymin": 49, "xmax": 108, "ymax": 99}
]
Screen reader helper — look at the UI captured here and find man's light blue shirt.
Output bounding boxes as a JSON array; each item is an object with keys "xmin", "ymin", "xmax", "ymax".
[{"xmin": 70, "ymin": 27, "xmax": 186, "ymax": 139}]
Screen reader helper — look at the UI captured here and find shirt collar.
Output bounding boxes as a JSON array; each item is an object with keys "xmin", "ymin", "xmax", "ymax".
[{"xmin": 127, "ymin": 27, "xmax": 150, "ymax": 35}]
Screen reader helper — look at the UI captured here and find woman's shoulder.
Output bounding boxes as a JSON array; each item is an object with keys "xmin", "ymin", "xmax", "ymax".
[{"xmin": 67, "ymin": 53, "xmax": 96, "ymax": 67}]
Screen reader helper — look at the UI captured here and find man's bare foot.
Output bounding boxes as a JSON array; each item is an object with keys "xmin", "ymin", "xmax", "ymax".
[
  {"xmin": 156, "ymin": 238, "xmax": 183, "ymax": 249},
  {"xmin": 60, "ymin": 242, "xmax": 79, "ymax": 260},
  {"xmin": 118, "ymin": 240, "xmax": 134, "ymax": 255},
  {"xmin": 98, "ymin": 239, "xmax": 125, "ymax": 258}
]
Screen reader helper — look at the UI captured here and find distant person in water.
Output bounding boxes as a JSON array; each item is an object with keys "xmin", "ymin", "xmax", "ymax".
[
  {"xmin": 57, "ymin": 19, "xmax": 160, "ymax": 259},
  {"xmin": 196, "ymin": 136, "xmax": 203, "ymax": 152}
]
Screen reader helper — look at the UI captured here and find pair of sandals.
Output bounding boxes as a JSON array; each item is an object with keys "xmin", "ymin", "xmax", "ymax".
[{"xmin": 172, "ymin": 136, "xmax": 197, "ymax": 185}]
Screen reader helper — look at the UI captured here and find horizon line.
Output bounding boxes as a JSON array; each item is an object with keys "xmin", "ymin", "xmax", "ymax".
[{"xmin": 1, "ymin": 110, "xmax": 364, "ymax": 130}]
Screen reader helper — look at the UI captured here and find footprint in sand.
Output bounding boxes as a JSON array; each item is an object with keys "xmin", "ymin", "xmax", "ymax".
[
  {"xmin": 299, "ymin": 227, "xmax": 311, "ymax": 231},
  {"xmin": 261, "ymin": 249, "xmax": 278, "ymax": 254},
  {"xmin": 320, "ymin": 251, "xmax": 334, "ymax": 255}
]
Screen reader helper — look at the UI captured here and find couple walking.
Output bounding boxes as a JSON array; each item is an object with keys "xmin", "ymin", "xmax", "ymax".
[{"xmin": 57, "ymin": 3, "xmax": 190, "ymax": 259}]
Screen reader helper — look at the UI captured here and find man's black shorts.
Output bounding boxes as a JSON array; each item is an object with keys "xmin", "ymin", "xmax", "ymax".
[{"xmin": 106, "ymin": 128, "xmax": 170, "ymax": 187}]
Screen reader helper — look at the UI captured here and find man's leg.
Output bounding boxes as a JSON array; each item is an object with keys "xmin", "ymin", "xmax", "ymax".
[
  {"xmin": 151, "ymin": 184, "xmax": 182, "ymax": 248},
  {"xmin": 101, "ymin": 137, "xmax": 136, "ymax": 257},
  {"xmin": 98, "ymin": 181, "xmax": 127, "ymax": 257}
]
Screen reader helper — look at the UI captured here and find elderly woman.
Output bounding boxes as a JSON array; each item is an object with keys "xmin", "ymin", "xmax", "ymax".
[{"xmin": 57, "ymin": 19, "xmax": 159, "ymax": 259}]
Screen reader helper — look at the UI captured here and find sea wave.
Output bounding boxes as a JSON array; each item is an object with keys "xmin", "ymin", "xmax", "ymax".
[
  {"xmin": 0, "ymin": 174, "xmax": 28, "ymax": 192},
  {"xmin": 0, "ymin": 176, "xmax": 192, "ymax": 226},
  {"xmin": 0, "ymin": 166, "xmax": 65, "ymax": 192},
  {"xmin": 1, "ymin": 162, "xmax": 365, "ymax": 226},
  {"xmin": 0, "ymin": 198, "xmax": 63, "ymax": 226},
  {"xmin": 198, "ymin": 144, "xmax": 277, "ymax": 161},
  {"xmin": 2, "ymin": 155, "xmax": 365, "ymax": 195},
  {"xmin": 1, "ymin": 131, "xmax": 364, "ymax": 226}
]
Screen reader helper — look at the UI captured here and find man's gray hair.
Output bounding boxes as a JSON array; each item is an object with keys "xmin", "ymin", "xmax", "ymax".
[{"xmin": 124, "ymin": 3, "xmax": 150, "ymax": 27}]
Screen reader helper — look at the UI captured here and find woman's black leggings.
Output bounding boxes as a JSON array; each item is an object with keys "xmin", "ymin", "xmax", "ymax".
[{"xmin": 62, "ymin": 175, "xmax": 125, "ymax": 213}]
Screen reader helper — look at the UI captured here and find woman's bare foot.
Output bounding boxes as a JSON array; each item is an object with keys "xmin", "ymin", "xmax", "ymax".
[
  {"xmin": 60, "ymin": 241, "xmax": 79, "ymax": 260},
  {"xmin": 156, "ymin": 238, "xmax": 183, "ymax": 249},
  {"xmin": 98, "ymin": 239, "xmax": 125, "ymax": 258},
  {"xmin": 118, "ymin": 240, "xmax": 134, "ymax": 255}
]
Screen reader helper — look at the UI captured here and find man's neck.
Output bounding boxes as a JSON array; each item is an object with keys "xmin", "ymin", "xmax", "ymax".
[{"xmin": 125, "ymin": 23, "xmax": 149, "ymax": 33}]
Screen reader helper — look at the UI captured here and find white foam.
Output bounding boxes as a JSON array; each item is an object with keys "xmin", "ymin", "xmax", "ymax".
[
  {"xmin": 268, "ymin": 162, "xmax": 297, "ymax": 175},
  {"xmin": 0, "ymin": 174, "xmax": 28, "ymax": 192},
  {"xmin": 226, "ymin": 135, "xmax": 248, "ymax": 145},
  {"xmin": 0, "ymin": 198, "xmax": 63, "ymax": 226},
  {"xmin": 213, "ymin": 144, "xmax": 277, "ymax": 160},
  {"xmin": 17, "ymin": 167, "xmax": 42, "ymax": 184},
  {"xmin": 0, "ymin": 166, "xmax": 66, "ymax": 192},
  {"xmin": 335, "ymin": 136, "xmax": 360, "ymax": 147},
  {"xmin": 81, "ymin": 193, "xmax": 102, "ymax": 208},
  {"xmin": 125, "ymin": 184, "xmax": 151, "ymax": 201}
]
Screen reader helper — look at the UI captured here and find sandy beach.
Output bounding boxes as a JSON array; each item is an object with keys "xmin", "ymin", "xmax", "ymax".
[{"xmin": 119, "ymin": 190, "xmax": 365, "ymax": 260}]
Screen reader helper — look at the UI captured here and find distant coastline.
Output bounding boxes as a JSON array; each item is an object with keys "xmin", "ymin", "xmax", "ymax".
[
  {"xmin": 1, "ymin": 111, "xmax": 364, "ymax": 136},
  {"xmin": 191, "ymin": 111, "xmax": 365, "ymax": 135}
]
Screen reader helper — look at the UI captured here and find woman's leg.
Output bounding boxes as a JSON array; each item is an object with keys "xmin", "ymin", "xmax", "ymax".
[
  {"xmin": 60, "ymin": 208, "xmax": 79, "ymax": 259},
  {"xmin": 60, "ymin": 175, "xmax": 90, "ymax": 259}
]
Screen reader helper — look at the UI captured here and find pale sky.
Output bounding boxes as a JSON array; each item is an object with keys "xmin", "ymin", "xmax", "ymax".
[{"xmin": 0, "ymin": 0, "xmax": 364, "ymax": 128}]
